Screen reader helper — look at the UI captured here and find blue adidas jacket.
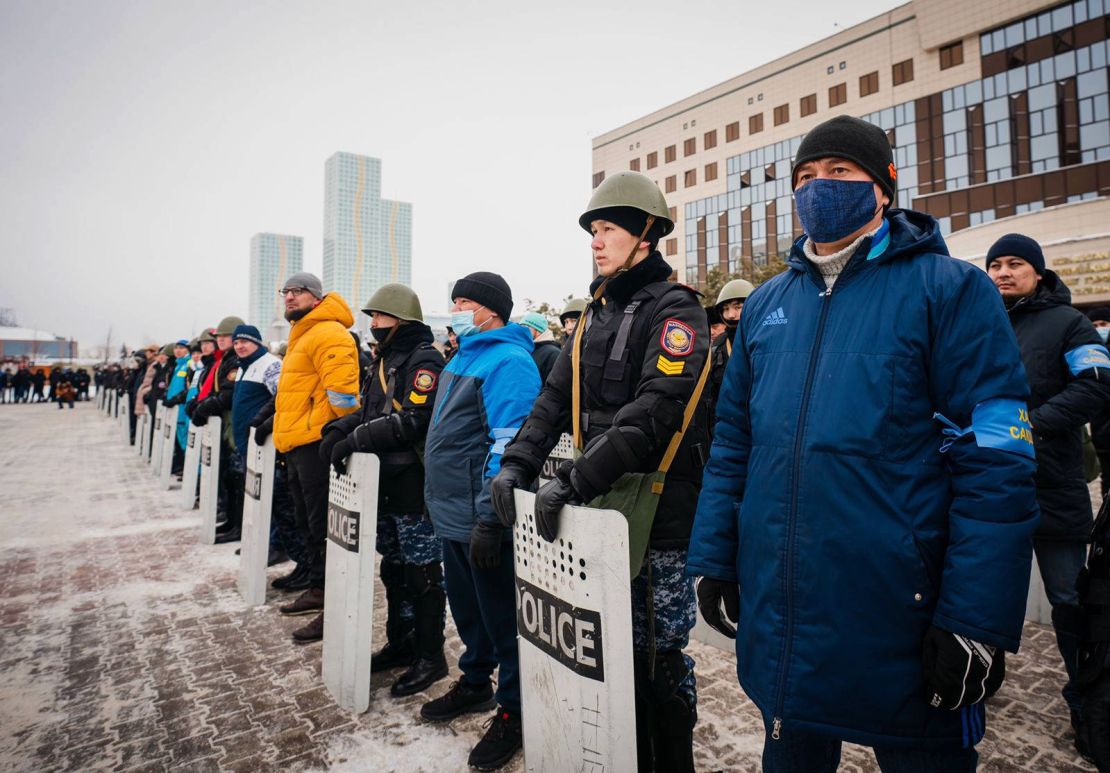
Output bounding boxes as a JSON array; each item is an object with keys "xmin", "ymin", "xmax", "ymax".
[
  {"xmin": 687, "ymin": 210, "xmax": 1039, "ymax": 748},
  {"xmin": 424, "ymin": 324, "xmax": 540, "ymax": 543}
]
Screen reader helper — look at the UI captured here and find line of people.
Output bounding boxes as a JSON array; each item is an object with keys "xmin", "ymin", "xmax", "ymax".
[
  {"xmin": 96, "ymin": 113, "xmax": 1110, "ymax": 772},
  {"xmin": 0, "ymin": 365, "xmax": 90, "ymax": 404}
]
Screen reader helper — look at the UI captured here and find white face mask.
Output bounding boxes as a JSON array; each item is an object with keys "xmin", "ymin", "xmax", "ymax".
[
  {"xmin": 451, "ymin": 307, "xmax": 490, "ymax": 337},
  {"xmin": 1098, "ymin": 327, "xmax": 1110, "ymax": 343}
]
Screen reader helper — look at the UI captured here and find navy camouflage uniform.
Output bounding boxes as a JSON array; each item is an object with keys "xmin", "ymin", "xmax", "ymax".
[{"xmin": 500, "ymin": 251, "xmax": 710, "ymax": 771}]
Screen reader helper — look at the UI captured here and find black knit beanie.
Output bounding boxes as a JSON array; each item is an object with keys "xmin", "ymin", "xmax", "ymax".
[
  {"xmin": 791, "ymin": 115, "xmax": 897, "ymax": 202},
  {"xmin": 452, "ymin": 271, "xmax": 513, "ymax": 322},
  {"xmin": 985, "ymin": 233, "xmax": 1045, "ymax": 274},
  {"xmin": 1086, "ymin": 306, "xmax": 1110, "ymax": 323}
]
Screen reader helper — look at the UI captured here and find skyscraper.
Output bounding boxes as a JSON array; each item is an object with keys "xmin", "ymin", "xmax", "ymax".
[
  {"xmin": 322, "ymin": 152, "xmax": 413, "ymax": 313},
  {"xmin": 248, "ymin": 233, "xmax": 304, "ymax": 341}
]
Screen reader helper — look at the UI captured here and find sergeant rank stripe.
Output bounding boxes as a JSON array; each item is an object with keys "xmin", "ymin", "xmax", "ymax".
[{"xmin": 656, "ymin": 355, "xmax": 685, "ymax": 376}]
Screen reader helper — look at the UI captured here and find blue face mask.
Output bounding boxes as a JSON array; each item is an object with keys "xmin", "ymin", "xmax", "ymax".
[
  {"xmin": 451, "ymin": 309, "xmax": 488, "ymax": 337},
  {"xmin": 794, "ymin": 178, "xmax": 881, "ymax": 243},
  {"xmin": 1098, "ymin": 327, "xmax": 1110, "ymax": 343}
]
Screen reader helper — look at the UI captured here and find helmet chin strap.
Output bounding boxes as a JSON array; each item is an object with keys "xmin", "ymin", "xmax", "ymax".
[{"xmin": 592, "ymin": 215, "xmax": 655, "ymax": 301}]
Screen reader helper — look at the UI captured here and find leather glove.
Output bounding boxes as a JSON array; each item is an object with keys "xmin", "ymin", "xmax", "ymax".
[
  {"xmin": 695, "ymin": 577, "xmax": 740, "ymax": 639},
  {"xmin": 162, "ymin": 393, "xmax": 183, "ymax": 408},
  {"xmin": 253, "ymin": 416, "xmax": 273, "ymax": 446},
  {"xmin": 491, "ymin": 464, "xmax": 532, "ymax": 528},
  {"xmin": 318, "ymin": 425, "xmax": 347, "ymax": 465},
  {"xmin": 330, "ymin": 435, "xmax": 355, "ymax": 477},
  {"xmin": 191, "ymin": 397, "xmax": 219, "ymax": 427},
  {"xmin": 469, "ymin": 520, "xmax": 505, "ymax": 570},
  {"xmin": 184, "ymin": 397, "xmax": 198, "ymax": 418},
  {"xmin": 922, "ymin": 625, "xmax": 1002, "ymax": 709},
  {"xmin": 535, "ymin": 475, "xmax": 580, "ymax": 543},
  {"xmin": 249, "ymin": 409, "xmax": 270, "ymax": 428}
]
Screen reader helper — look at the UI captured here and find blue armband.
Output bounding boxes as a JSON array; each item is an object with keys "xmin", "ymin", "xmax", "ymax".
[
  {"xmin": 326, "ymin": 389, "xmax": 358, "ymax": 408},
  {"xmin": 1064, "ymin": 344, "xmax": 1110, "ymax": 376},
  {"xmin": 933, "ymin": 398, "xmax": 1035, "ymax": 458}
]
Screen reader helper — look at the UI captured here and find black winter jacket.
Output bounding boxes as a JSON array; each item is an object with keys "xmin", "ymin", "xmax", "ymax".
[
  {"xmin": 531, "ymin": 339, "xmax": 562, "ymax": 385},
  {"xmin": 1008, "ymin": 272, "xmax": 1110, "ymax": 540},
  {"xmin": 502, "ymin": 252, "xmax": 711, "ymax": 548},
  {"xmin": 331, "ymin": 323, "xmax": 443, "ymax": 514}
]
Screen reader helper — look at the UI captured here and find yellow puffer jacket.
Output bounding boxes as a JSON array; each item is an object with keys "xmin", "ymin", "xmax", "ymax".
[{"xmin": 273, "ymin": 293, "xmax": 360, "ymax": 452}]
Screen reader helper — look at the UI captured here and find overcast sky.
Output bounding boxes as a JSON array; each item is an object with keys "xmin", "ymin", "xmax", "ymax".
[{"xmin": 0, "ymin": 0, "xmax": 899, "ymax": 352}]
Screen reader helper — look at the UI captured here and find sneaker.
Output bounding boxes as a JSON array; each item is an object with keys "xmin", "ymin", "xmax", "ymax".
[
  {"xmin": 420, "ymin": 677, "xmax": 496, "ymax": 723},
  {"xmin": 292, "ymin": 611, "xmax": 324, "ymax": 644},
  {"xmin": 468, "ymin": 708, "xmax": 522, "ymax": 770},
  {"xmin": 280, "ymin": 587, "xmax": 324, "ymax": 616}
]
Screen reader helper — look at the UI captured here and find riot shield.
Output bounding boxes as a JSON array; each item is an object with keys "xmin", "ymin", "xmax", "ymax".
[
  {"xmin": 136, "ymin": 412, "xmax": 150, "ymax": 457},
  {"xmin": 151, "ymin": 404, "xmax": 165, "ymax": 472},
  {"xmin": 322, "ymin": 452, "xmax": 380, "ymax": 714},
  {"xmin": 181, "ymin": 424, "xmax": 200, "ymax": 510},
  {"xmin": 197, "ymin": 417, "xmax": 222, "ymax": 545},
  {"xmin": 538, "ymin": 433, "xmax": 574, "ymax": 485},
  {"xmin": 512, "ymin": 490, "xmax": 636, "ymax": 772},
  {"xmin": 238, "ymin": 434, "xmax": 276, "ymax": 607},
  {"xmin": 158, "ymin": 405, "xmax": 179, "ymax": 489}
]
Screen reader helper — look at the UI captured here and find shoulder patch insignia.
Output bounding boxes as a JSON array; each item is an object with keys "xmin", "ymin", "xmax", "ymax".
[
  {"xmin": 413, "ymin": 368, "xmax": 437, "ymax": 393},
  {"xmin": 407, "ymin": 391, "xmax": 428, "ymax": 405},
  {"xmin": 656, "ymin": 355, "xmax": 685, "ymax": 376},
  {"xmin": 660, "ymin": 318, "xmax": 695, "ymax": 356}
]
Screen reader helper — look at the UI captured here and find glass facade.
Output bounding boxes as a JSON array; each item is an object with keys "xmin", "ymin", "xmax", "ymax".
[
  {"xmin": 248, "ymin": 233, "xmax": 304, "ymax": 331},
  {"xmin": 683, "ymin": 0, "xmax": 1110, "ymax": 285},
  {"xmin": 322, "ymin": 152, "xmax": 412, "ymax": 313}
]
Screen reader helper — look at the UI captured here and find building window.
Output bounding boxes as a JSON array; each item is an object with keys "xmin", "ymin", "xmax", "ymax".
[
  {"xmin": 749, "ymin": 113, "xmax": 764, "ymax": 134},
  {"xmin": 774, "ymin": 104, "xmax": 790, "ymax": 126},
  {"xmin": 800, "ymin": 93, "xmax": 817, "ymax": 117},
  {"xmin": 705, "ymin": 162, "xmax": 718, "ymax": 182},
  {"xmin": 629, "ymin": 158, "xmax": 640, "ymax": 171},
  {"xmin": 704, "ymin": 130, "xmax": 717, "ymax": 150},
  {"xmin": 647, "ymin": 151, "xmax": 658, "ymax": 169},
  {"xmin": 665, "ymin": 145, "xmax": 676, "ymax": 163},
  {"xmin": 859, "ymin": 71, "xmax": 879, "ymax": 97},
  {"xmin": 684, "ymin": 169, "xmax": 697, "ymax": 188},
  {"xmin": 939, "ymin": 40, "xmax": 964, "ymax": 70},
  {"xmin": 726, "ymin": 122, "xmax": 740, "ymax": 142},
  {"xmin": 665, "ymin": 237, "xmax": 678, "ymax": 256},
  {"xmin": 828, "ymin": 83, "xmax": 847, "ymax": 107},
  {"xmin": 892, "ymin": 58, "xmax": 914, "ymax": 86},
  {"xmin": 684, "ymin": 137, "xmax": 696, "ymax": 156},
  {"xmin": 592, "ymin": 171, "xmax": 605, "ymax": 188},
  {"xmin": 665, "ymin": 175, "xmax": 676, "ymax": 193},
  {"xmin": 668, "ymin": 206, "xmax": 677, "ymax": 222}
]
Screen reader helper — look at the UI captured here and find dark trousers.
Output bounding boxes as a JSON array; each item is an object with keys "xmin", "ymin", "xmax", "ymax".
[
  {"xmin": 1097, "ymin": 451, "xmax": 1110, "ymax": 498},
  {"xmin": 271, "ymin": 459, "xmax": 307, "ymax": 565},
  {"xmin": 761, "ymin": 724, "xmax": 978, "ymax": 772},
  {"xmin": 442, "ymin": 537, "xmax": 519, "ymax": 714},
  {"xmin": 285, "ymin": 441, "xmax": 330, "ymax": 589}
]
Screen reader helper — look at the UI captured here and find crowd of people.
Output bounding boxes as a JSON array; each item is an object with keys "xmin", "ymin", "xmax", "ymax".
[
  {"xmin": 0, "ymin": 364, "xmax": 90, "ymax": 405},
  {"xmin": 91, "ymin": 114, "xmax": 1110, "ymax": 772}
]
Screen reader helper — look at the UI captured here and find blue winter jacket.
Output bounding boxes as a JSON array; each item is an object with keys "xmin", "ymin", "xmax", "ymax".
[
  {"xmin": 166, "ymin": 356, "xmax": 191, "ymax": 450},
  {"xmin": 231, "ymin": 348, "xmax": 282, "ymax": 456},
  {"xmin": 687, "ymin": 210, "xmax": 1039, "ymax": 748},
  {"xmin": 424, "ymin": 324, "xmax": 540, "ymax": 543}
]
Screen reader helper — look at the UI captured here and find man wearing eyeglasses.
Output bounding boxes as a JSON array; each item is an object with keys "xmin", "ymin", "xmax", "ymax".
[{"xmin": 255, "ymin": 271, "xmax": 361, "ymax": 644}]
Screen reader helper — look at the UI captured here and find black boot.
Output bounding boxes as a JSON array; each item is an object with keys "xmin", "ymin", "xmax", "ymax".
[
  {"xmin": 371, "ymin": 560, "xmax": 416, "ymax": 673},
  {"xmin": 634, "ymin": 650, "xmax": 696, "ymax": 772},
  {"xmin": 391, "ymin": 562, "xmax": 448, "ymax": 696}
]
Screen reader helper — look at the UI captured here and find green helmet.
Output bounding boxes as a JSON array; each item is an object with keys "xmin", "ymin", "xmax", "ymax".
[
  {"xmin": 578, "ymin": 171, "xmax": 674, "ymax": 237},
  {"xmin": 559, "ymin": 298, "xmax": 588, "ymax": 324},
  {"xmin": 214, "ymin": 315, "xmax": 245, "ymax": 336},
  {"xmin": 197, "ymin": 328, "xmax": 216, "ymax": 343},
  {"xmin": 158, "ymin": 343, "xmax": 174, "ymax": 357},
  {"xmin": 362, "ymin": 283, "xmax": 423, "ymax": 323},
  {"xmin": 716, "ymin": 279, "xmax": 755, "ymax": 308}
]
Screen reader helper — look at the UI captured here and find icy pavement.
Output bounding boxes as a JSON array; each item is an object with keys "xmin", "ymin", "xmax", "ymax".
[{"xmin": 0, "ymin": 400, "xmax": 1096, "ymax": 772}]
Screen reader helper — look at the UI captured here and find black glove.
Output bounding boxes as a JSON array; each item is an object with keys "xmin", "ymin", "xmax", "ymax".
[
  {"xmin": 696, "ymin": 577, "xmax": 740, "ymax": 639},
  {"xmin": 469, "ymin": 520, "xmax": 505, "ymax": 570},
  {"xmin": 191, "ymin": 397, "xmax": 219, "ymax": 427},
  {"xmin": 184, "ymin": 397, "xmax": 198, "ymax": 419},
  {"xmin": 249, "ymin": 409, "xmax": 270, "ymax": 428},
  {"xmin": 253, "ymin": 416, "xmax": 273, "ymax": 446},
  {"xmin": 491, "ymin": 464, "xmax": 532, "ymax": 528},
  {"xmin": 162, "ymin": 393, "xmax": 184, "ymax": 408},
  {"xmin": 922, "ymin": 625, "xmax": 1002, "ymax": 709},
  {"xmin": 534, "ymin": 475, "xmax": 580, "ymax": 543},
  {"xmin": 318, "ymin": 426, "xmax": 347, "ymax": 465},
  {"xmin": 330, "ymin": 435, "xmax": 355, "ymax": 476}
]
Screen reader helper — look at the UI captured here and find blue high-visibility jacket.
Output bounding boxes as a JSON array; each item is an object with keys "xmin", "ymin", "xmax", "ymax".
[
  {"xmin": 687, "ymin": 210, "xmax": 1039, "ymax": 748},
  {"xmin": 166, "ymin": 355, "xmax": 191, "ymax": 450}
]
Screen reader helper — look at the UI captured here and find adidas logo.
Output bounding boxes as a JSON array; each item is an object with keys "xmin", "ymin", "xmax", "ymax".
[{"xmin": 762, "ymin": 307, "xmax": 788, "ymax": 326}]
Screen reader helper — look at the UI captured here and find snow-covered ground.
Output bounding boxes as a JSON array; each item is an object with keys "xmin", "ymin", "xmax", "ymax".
[{"xmin": 0, "ymin": 401, "xmax": 1095, "ymax": 771}]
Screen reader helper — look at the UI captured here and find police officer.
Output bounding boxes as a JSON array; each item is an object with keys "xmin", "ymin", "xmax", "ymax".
[
  {"xmin": 708, "ymin": 278, "xmax": 753, "ymax": 411},
  {"xmin": 491, "ymin": 171, "xmax": 710, "ymax": 772},
  {"xmin": 319, "ymin": 283, "xmax": 448, "ymax": 697},
  {"xmin": 559, "ymin": 297, "xmax": 587, "ymax": 338}
]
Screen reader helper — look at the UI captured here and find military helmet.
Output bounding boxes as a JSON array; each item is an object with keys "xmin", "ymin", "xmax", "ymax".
[
  {"xmin": 197, "ymin": 328, "xmax": 216, "ymax": 343},
  {"xmin": 159, "ymin": 343, "xmax": 175, "ymax": 357},
  {"xmin": 559, "ymin": 297, "xmax": 588, "ymax": 324},
  {"xmin": 362, "ymin": 283, "xmax": 423, "ymax": 323},
  {"xmin": 578, "ymin": 171, "xmax": 674, "ymax": 237},
  {"xmin": 716, "ymin": 279, "xmax": 755, "ymax": 308},
  {"xmin": 215, "ymin": 316, "xmax": 245, "ymax": 336}
]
